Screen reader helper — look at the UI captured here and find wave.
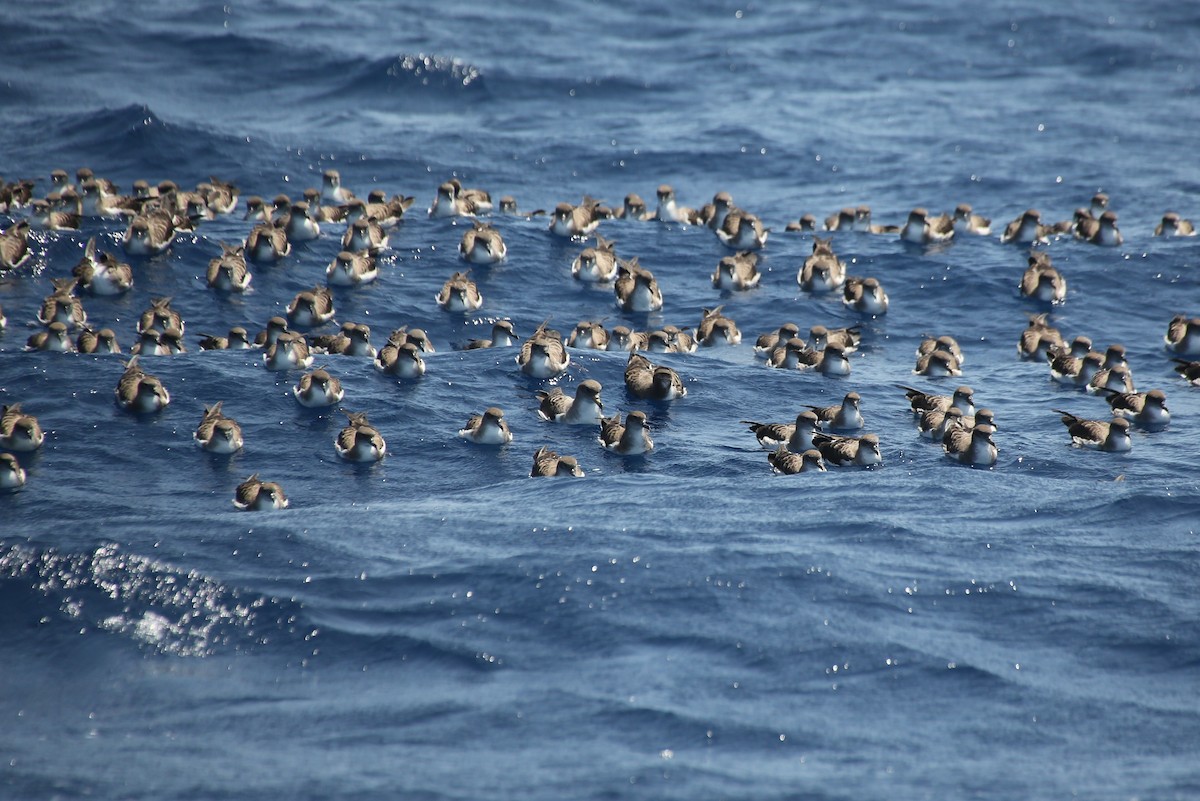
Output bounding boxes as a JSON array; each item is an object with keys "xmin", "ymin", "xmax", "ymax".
[
  {"xmin": 48, "ymin": 104, "xmax": 259, "ymax": 184},
  {"xmin": 0, "ymin": 540, "xmax": 300, "ymax": 657},
  {"xmin": 310, "ymin": 52, "xmax": 489, "ymax": 108}
]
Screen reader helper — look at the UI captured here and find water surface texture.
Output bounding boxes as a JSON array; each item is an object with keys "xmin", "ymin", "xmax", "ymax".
[{"xmin": 2, "ymin": 2, "xmax": 1199, "ymax": 799}]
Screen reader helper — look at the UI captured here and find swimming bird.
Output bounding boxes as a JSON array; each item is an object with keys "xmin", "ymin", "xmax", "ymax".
[
  {"xmin": 253, "ymin": 317, "xmax": 290, "ymax": 350},
  {"xmin": 824, "ymin": 207, "xmax": 857, "ymax": 231},
  {"xmin": 598, "ymin": 410, "xmax": 654, "ymax": 454},
  {"xmin": 1001, "ymin": 209, "xmax": 1051, "ymax": 245},
  {"xmin": 359, "ymin": 190, "xmax": 415, "ymax": 228},
  {"xmin": 293, "ymin": 367, "xmax": 345, "ymax": 407},
  {"xmin": 310, "ymin": 322, "xmax": 375, "ymax": 358},
  {"xmin": 562, "ymin": 320, "xmax": 606, "ymax": 350},
  {"xmin": 1102, "ymin": 388, "xmax": 1170, "ymax": 429},
  {"xmin": 258, "ymin": 192, "xmax": 288, "ymax": 222},
  {"xmin": 812, "ymin": 432, "xmax": 882, "ymax": 467},
  {"xmin": 436, "ymin": 271, "xmax": 483, "ymax": 312},
  {"xmin": 571, "ymin": 235, "xmax": 619, "ymax": 282},
  {"xmin": 625, "ymin": 353, "xmax": 687, "ymax": 399},
  {"xmin": 699, "ymin": 191, "xmax": 736, "ymax": 232},
  {"xmin": 1052, "ymin": 410, "xmax": 1132, "ymax": 452},
  {"xmin": 197, "ymin": 327, "xmax": 251, "ymax": 351},
  {"xmin": 900, "ymin": 207, "xmax": 954, "ymax": 244},
  {"xmin": 715, "ymin": 209, "xmax": 769, "ymax": 250},
  {"xmin": 1017, "ymin": 313, "xmax": 1065, "ymax": 361},
  {"xmin": 244, "ymin": 220, "xmax": 291, "ymax": 262},
  {"xmin": 387, "ymin": 326, "xmax": 435, "ymax": 353},
  {"xmin": 233, "ymin": 473, "xmax": 289, "ymax": 511},
  {"xmin": 466, "ymin": 320, "xmax": 520, "ymax": 349},
  {"xmin": 952, "ymin": 203, "xmax": 992, "ymax": 236},
  {"xmin": 1155, "ymin": 212, "xmax": 1196, "ymax": 237},
  {"xmin": 72, "ymin": 237, "xmax": 134, "ymax": 296},
  {"xmin": 696, "ymin": 306, "xmax": 741, "ymax": 347},
  {"xmin": 115, "ymin": 356, "xmax": 170, "ymax": 413},
  {"xmin": 121, "ymin": 210, "xmax": 174, "ymax": 255},
  {"xmin": 287, "ymin": 286, "xmax": 335, "ymax": 329},
  {"xmin": 263, "ymin": 331, "xmax": 313, "ymax": 371},
  {"xmin": 198, "ymin": 176, "xmax": 238, "ymax": 216},
  {"xmin": 663, "ymin": 326, "xmax": 698, "ymax": 355},
  {"xmin": 1087, "ymin": 363, "xmax": 1135, "ymax": 395},
  {"xmin": 496, "ymin": 195, "xmax": 545, "ymax": 218},
  {"xmin": 238, "ymin": 195, "xmax": 266, "ymax": 221},
  {"xmin": 1164, "ymin": 315, "xmax": 1200, "ymax": 356},
  {"xmin": 549, "ymin": 197, "xmax": 603, "ymax": 237},
  {"xmin": 614, "ymin": 257, "xmax": 663, "ymax": 312},
  {"xmin": 1020, "ymin": 251, "xmax": 1066, "ymax": 303},
  {"xmin": 900, "ymin": 384, "xmax": 975, "ymax": 417},
  {"xmin": 916, "ymin": 334, "xmax": 965, "ymax": 366},
  {"xmin": 1084, "ymin": 210, "xmax": 1123, "ymax": 246},
  {"xmin": 76, "ymin": 326, "xmax": 120, "ymax": 354},
  {"xmin": 655, "ymin": 185, "xmax": 699, "ymax": 225},
  {"xmin": 853, "ymin": 205, "xmax": 900, "ymax": 234},
  {"xmin": 767, "ymin": 447, "xmax": 827, "ymax": 475},
  {"xmin": 130, "ymin": 328, "xmax": 171, "ymax": 357},
  {"xmin": 785, "ymin": 214, "xmax": 818, "ymax": 232},
  {"xmin": 914, "ymin": 348, "xmax": 963, "ymax": 377},
  {"xmin": 917, "ymin": 405, "xmax": 964, "ymax": 441},
  {"xmin": 643, "ymin": 330, "xmax": 678, "ymax": 353},
  {"xmin": 754, "ymin": 323, "xmax": 801, "ymax": 358},
  {"xmin": 530, "ymin": 446, "xmax": 586, "ymax": 477},
  {"xmin": 325, "ymin": 249, "xmax": 377, "ymax": 287},
  {"xmin": 1172, "ymin": 358, "xmax": 1200, "ymax": 385},
  {"xmin": 30, "ymin": 198, "xmax": 80, "ymax": 231},
  {"xmin": 1048, "ymin": 349, "xmax": 1105, "ymax": 387},
  {"xmin": 160, "ymin": 327, "xmax": 186, "ymax": 355},
  {"xmin": 204, "ymin": 243, "xmax": 251, "ymax": 292},
  {"xmin": 193, "ymin": 402, "xmax": 244, "ymax": 454},
  {"xmin": 516, "ymin": 321, "xmax": 570, "ymax": 377},
  {"xmin": 742, "ymin": 411, "xmax": 822, "ymax": 452},
  {"xmin": 766, "ymin": 339, "xmax": 851, "ymax": 375},
  {"xmin": 281, "ymin": 201, "xmax": 320, "ymax": 243},
  {"xmin": 806, "ymin": 392, "xmax": 864, "ymax": 432},
  {"xmin": 429, "ymin": 179, "xmax": 492, "ymax": 218},
  {"xmin": 0, "ymin": 453, "xmax": 25, "ymax": 491},
  {"xmin": 37, "ymin": 278, "xmax": 87, "ymax": 329},
  {"xmin": 0, "ymin": 221, "xmax": 31, "ymax": 270},
  {"xmin": 341, "ymin": 216, "xmax": 389, "ymax": 254},
  {"xmin": 335, "ymin": 410, "xmax": 387, "ymax": 461},
  {"xmin": 606, "ymin": 325, "xmax": 647, "ymax": 353},
  {"xmin": 25, "ymin": 322, "xmax": 74, "ymax": 353},
  {"xmin": 536, "ymin": 379, "xmax": 604, "ymax": 424},
  {"xmin": 374, "ymin": 341, "xmax": 426, "ymax": 378},
  {"xmin": 133, "ymin": 297, "xmax": 181, "ymax": 338},
  {"xmin": 615, "ymin": 193, "xmax": 654, "ymax": 221},
  {"xmin": 0, "ymin": 403, "xmax": 45, "ymax": 452},
  {"xmin": 459, "ymin": 221, "xmax": 507, "ymax": 264},
  {"xmin": 842, "ymin": 276, "xmax": 889, "ymax": 316},
  {"xmin": 711, "ymin": 251, "xmax": 761, "ymax": 290},
  {"xmin": 459, "ymin": 407, "xmax": 512, "ymax": 445},
  {"xmin": 797, "ymin": 237, "xmax": 846, "ymax": 293},
  {"xmin": 0, "ymin": 179, "xmax": 35, "ymax": 214},
  {"xmin": 943, "ymin": 423, "xmax": 998, "ymax": 466},
  {"xmin": 300, "ymin": 187, "xmax": 348, "ymax": 223},
  {"xmin": 809, "ymin": 324, "xmax": 862, "ymax": 354},
  {"xmin": 321, "ymin": 169, "xmax": 355, "ymax": 205}
]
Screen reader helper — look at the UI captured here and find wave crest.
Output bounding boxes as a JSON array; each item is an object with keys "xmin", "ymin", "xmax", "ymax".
[{"xmin": 0, "ymin": 541, "xmax": 299, "ymax": 657}]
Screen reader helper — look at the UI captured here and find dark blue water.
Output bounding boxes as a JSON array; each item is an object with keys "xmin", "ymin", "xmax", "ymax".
[{"xmin": 3, "ymin": 2, "xmax": 1200, "ymax": 798}]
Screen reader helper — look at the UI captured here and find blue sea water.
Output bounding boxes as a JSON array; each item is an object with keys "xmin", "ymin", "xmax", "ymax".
[{"xmin": 2, "ymin": 1, "xmax": 1200, "ymax": 798}]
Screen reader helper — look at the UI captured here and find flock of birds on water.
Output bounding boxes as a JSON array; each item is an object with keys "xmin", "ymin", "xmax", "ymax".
[{"xmin": 1, "ymin": 168, "xmax": 1198, "ymax": 509}]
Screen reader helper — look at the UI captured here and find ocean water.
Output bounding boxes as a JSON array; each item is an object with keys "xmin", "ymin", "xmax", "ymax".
[{"xmin": 2, "ymin": 1, "xmax": 1199, "ymax": 799}]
